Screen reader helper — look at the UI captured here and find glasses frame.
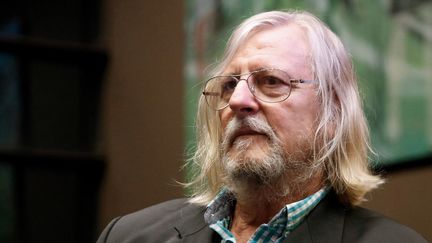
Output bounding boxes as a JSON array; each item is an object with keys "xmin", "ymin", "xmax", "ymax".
[{"xmin": 202, "ymin": 68, "xmax": 318, "ymax": 110}]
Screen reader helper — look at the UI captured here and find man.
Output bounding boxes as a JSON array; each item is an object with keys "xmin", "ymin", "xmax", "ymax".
[{"xmin": 97, "ymin": 10, "xmax": 428, "ymax": 243}]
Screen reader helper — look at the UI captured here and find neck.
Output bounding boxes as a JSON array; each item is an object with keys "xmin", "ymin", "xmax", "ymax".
[{"xmin": 230, "ymin": 175, "xmax": 324, "ymax": 242}]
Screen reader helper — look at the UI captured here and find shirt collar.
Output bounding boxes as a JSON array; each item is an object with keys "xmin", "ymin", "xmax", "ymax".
[
  {"xmin": 204, "ymin": 188, "xmax": 235, "ymax": 225},
  {"xmin": 204, "ymin": 187, "xmax": 329, "ymax": 232}
]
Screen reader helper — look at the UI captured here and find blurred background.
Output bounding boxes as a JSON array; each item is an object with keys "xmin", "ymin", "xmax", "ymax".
[{"xmin": 0, "ymin": 0, "xmax": 430, "ymax": 242}]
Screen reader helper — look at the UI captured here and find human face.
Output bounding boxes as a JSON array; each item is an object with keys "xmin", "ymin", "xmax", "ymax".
[{"xmin": 220, "ymin": 24, "xmax": 320, "ymax": 165}]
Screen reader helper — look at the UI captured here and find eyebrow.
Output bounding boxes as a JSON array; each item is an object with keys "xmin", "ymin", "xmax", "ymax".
[{"xmin": 223, "ymin": 64, "xmax": 276, "ymax": 76}]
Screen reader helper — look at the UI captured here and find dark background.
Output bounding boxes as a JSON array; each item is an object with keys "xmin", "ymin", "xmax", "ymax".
[{"xmin": 0, "ymin": 0, "xmax": 430, "ymax": 242}]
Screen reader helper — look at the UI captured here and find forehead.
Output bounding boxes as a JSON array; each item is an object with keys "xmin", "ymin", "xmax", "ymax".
[{"xmin": 226, "ymin": 24, "xmax": 312, "ymax": 77}]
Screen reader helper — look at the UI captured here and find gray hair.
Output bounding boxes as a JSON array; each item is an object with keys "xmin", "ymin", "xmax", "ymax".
[{"xmin": 185, "ymin": 10, "xmax": 383, "ymax": 206}]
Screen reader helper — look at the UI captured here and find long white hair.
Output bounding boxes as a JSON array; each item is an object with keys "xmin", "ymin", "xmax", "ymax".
[{"xmin": 185, "ymin": 10, "xmax": 383, "ymax": 206}]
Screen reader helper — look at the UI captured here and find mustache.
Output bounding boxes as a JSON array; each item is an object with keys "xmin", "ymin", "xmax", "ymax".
[{"xmin": 222, "ymin": 116, "xmax": 279, "ymax": 148}]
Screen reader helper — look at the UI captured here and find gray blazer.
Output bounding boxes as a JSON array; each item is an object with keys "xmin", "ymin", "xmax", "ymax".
[{"xmin": 97, "ymin": 192, "xmax": 428, "ymax": 242}]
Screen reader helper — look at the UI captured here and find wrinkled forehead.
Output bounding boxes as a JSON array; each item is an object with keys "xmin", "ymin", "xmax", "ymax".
[
  {"xmin": 224, "ymin": 23, "xmax": 310, "ymax": 64},
  {"xmin": 221, "ymin": 24, "xmax": 313, "ymax": 77}
]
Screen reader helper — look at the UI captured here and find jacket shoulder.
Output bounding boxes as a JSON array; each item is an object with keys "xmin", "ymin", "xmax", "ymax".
[
  {"xmin": 97, "ymin": 198, "xmax": 205, "ymax": 243},
  {"xmin": 343, "ymin": 206, "xmax": 429, "ymax": 243},
  {"xmin": 296, "ymin": 191, "xmax": 429, "ymax": 243}
]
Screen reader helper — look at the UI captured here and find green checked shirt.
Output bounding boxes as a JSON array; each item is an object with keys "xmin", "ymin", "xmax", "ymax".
[{"xmin": 204, "ymin": 187, "xmax": 329, "ymax": 243}]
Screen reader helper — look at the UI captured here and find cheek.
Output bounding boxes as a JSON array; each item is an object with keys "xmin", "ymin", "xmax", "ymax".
[
  {"xmin": 269, "ymin": 114, "xmax": 296, "ymax": 141},
  {"xmin": 291, "ymin": 91, "xmax": 320, "ymax": 122},
  {"xmin": 219, "ymin": 109, "xmax": 232, "ymax": 130},
  {"xmin": 268, "ymin": 101, "xmax": 319, "ymax": 140}
]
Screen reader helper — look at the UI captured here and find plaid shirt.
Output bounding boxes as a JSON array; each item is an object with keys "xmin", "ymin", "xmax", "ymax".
[{"xmin": 204, "ymin": 187, "xmax": 329, "ymax": 243}]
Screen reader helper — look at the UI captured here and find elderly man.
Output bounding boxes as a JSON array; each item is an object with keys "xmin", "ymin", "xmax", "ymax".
[{"xmin": 97, "ymin": 10, "xmax": 427, "ymax": 243}]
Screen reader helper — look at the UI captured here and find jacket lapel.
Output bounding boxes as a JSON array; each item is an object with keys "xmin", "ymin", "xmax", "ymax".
[
  {"xmin": 282, "ymin": 219, "xmax": 313, "ymax": 243},
  {"xmin": 283, "ymin": 191, "xmax": 346, "ymax": 243},
  {"xmin": 172, "ymin": 202, "xmax": 216, "ymax": 242}
]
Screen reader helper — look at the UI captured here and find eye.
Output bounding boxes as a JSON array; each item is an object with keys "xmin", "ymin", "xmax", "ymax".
[
  {"xmin": 257, "ymin": 75, "xmax": 285, "ymax": 87},
  {"xmin": 221, "ymin": 77, "xmax": 237, "ymax": 92},
  {"xmin": 253, "ymin": 71, "xmax": 291, "ymax": 99}
]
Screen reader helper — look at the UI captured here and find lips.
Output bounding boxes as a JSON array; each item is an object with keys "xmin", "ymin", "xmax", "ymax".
[{"xmin": 229, "ymin": 127, "xmax": 267, "ymax": 146}]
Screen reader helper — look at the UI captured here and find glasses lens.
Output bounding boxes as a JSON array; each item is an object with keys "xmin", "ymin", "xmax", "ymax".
[
  {"xmin": 204, "ymin": 76, "xmax": 237, "ymax": 110},
  {"xmin": 251, "ymin": 69, "xmax": 291, "ymax": 102},
  {"xmin": 203, "ymin": 69, "xmax": 293, "ymax": 110}
]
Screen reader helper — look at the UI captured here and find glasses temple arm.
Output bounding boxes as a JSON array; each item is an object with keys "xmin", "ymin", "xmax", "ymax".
[
  {"xmin": 298, "ymin": 79, "xmax": 319, "ymax": 84},
  {"xmin": 202, "ymin": 91, "xmax": 221, "ymax": 96}
]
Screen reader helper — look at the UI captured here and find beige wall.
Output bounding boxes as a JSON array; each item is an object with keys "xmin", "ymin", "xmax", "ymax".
[
  {"xmin": 98, "ymin": 0, "xmax": 185, "ymax": 227},
  {"xmin": 97, "ymin": 1, "xmax": 431, "ymax": 241},
  {"xmin": 363, "ymin": 165, "xmax": 432, "ymax": 241}
]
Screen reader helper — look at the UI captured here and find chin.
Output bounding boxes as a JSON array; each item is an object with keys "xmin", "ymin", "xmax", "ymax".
[
  {"xmin": 223, "ymin": 160, "xmax": 291, "ymax": 203},
  {"xmin": 222, "ymin": 140, "xmax": 319, "ymax": 202},
  {"xmin": 227, "ymin": 150, "xmax": 269, "ymax": 164},
  {"xmin": 229, "ymin": 137, "xmax": 271, "ymax": 158},
  {"xmin": 223, "ymin": 149, "xmax": 286, "ymax": 186}
]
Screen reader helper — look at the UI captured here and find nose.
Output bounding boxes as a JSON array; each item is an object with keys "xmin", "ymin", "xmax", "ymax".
[{"xmin": 228, "ymin": 79, "xmax": 259, "ymax": 116}]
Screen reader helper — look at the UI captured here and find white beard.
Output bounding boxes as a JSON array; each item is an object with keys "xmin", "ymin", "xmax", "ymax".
[{"xmin": 221, "ymin": 116, "xmax": 318, "ymax": 202}]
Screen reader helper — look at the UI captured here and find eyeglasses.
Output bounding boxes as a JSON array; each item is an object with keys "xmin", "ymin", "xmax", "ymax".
[{"xmin": 202, "ymin": 68, "xmax": 318, "ymax": 110}]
